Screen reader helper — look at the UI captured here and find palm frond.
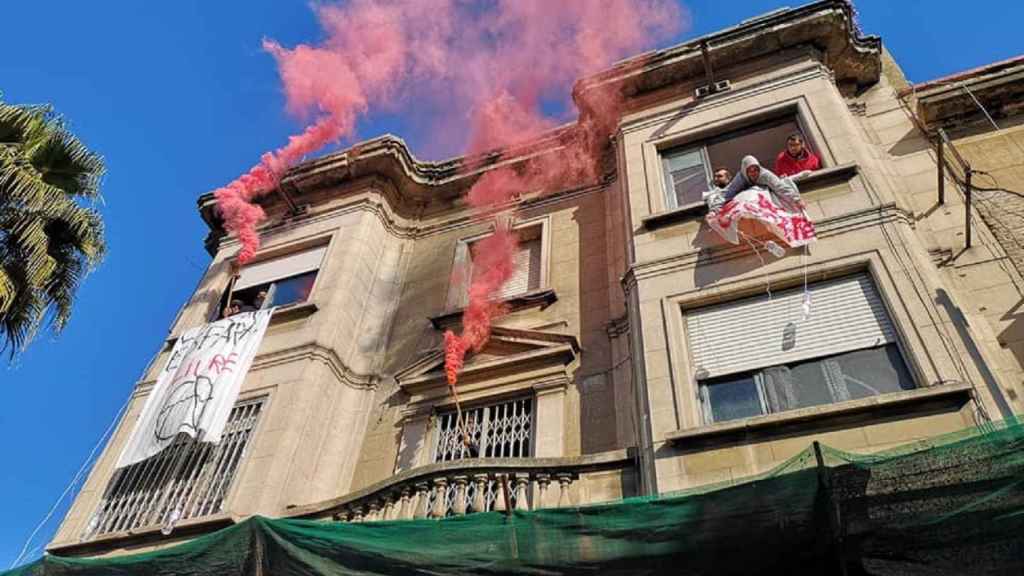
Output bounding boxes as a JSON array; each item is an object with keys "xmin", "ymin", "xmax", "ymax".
[{"xmin": 0, "ymin": 99, "xmax": 106, "ymax": 358}]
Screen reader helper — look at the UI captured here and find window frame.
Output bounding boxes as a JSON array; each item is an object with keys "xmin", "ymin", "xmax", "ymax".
[
  {"xmin": 697, "ymin": 344, "xmax": 915, "ymax": 424},
  {"xmin": 658, "ymin": 108, "xmax": 822, "ymax": 211},
  {"xmin": 431, "ymin": 395, "xmax": 536, "ymax": 463},
  {"xmin": 680, "ymin": 272, "xmax": 917, "ymax": 426},
  {"xmin": 446, "ymin": 217, "xmax": 551, "ymax": 311},
  {"xmin": 84, "ymin": 395, "xmax": 268, "ymax": 538},
  {"xmin": 214, "ymin": 240, "xmax": 329, "ymax": 320}
]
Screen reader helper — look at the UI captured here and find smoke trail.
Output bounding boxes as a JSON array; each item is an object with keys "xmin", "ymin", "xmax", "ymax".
[
  {"xmin": 213, "ymin": 1, "xmax": 684, "ymax": 383},
  {"xmin": 439, "ymin": 1, "xmax": 683, "ymax": 387}
]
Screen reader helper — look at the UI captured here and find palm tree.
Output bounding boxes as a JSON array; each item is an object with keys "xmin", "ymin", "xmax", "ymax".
[{"xmin": 0, "ymin": 101, "xmax": 106, "ymax": 357}]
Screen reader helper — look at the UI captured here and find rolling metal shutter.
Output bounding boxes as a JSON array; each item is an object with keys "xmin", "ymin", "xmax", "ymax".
[
  {"xmin": 497, "ymin": 237, "xmax": 542, "ymax": 300},
  {"xmin": 235, "ymin": 246, "xmax": 327, "ymax": 290},
  {"xmin": 685, "ymin": 274, "xmax": 896, "ymax": 379}
]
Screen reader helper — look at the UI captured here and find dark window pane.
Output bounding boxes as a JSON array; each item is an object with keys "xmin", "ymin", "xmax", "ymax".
[
  {"xmin": 706, "ymin": 117, "xmax": 803, "ymax": 176},
  {"xmin": 704, "ymin": 374, "xmax": 763, "ymax": 423},
  {"xmin": 270, "ymin": 271, "xmax": 317, "ymax": 307},
  {"xmin": 826, "ymin": 345, "xmax": 915, "ymax": 401},
  {"xmin": 760, "ymin": 345, "xmax": 915, "ymax": 416}
]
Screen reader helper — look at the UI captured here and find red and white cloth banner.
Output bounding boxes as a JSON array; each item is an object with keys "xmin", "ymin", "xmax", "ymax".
[
  {"xmin": 116, "ymin": 309, "xmax": 273, "ymax": 468},
  {"xmin": 706, "ymin": 187, "xmax": 816, "ymax": 248}
]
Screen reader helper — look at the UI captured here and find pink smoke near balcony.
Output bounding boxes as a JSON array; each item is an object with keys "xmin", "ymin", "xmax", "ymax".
[{"xmin": 212, "ymin": 0, "xmax": 684, "ymax": 384}]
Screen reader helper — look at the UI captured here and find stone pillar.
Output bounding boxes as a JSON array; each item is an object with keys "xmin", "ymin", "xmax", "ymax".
[
  {"xmin": 399, "ymin": 487, "xmax": 414, "ymax": 520},
  {"xmin": 471, "ymin": 474, "xmax": 489, "ymax": 513},
  {"xmin": 451, "ymin": 476, "xmax": 468, "ymax": 515},
  {"xmin": 493, "ymin": 475, "xmax": 508, "ymax": 512},
  {"xmin": 514, "ymin": 474, "xmax": 530, "ymax": 511},
  {"xmin": 430, "ymin": 478, "xmax": 449, "ymax": 518},
  {"xmin": 535, "ymin": 473, "xmax": 551, "ymax": 509},
  {"xmin": 556, "ymin": 473, "xmax": 573, "ymax": 508},
  {"xmin": 396, "ymin": 408, "xmax": 433, "ymax": 472},
  {"xmin": 533, "ymin": 378, "xmax": 568, "ymax": 457},
  {"xmin": 413, "ymin": 483, "xmax": 430, "ymax": 519}
]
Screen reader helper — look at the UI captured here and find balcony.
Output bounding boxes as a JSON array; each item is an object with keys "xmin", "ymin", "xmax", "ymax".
[{"xmin": 288, "ymin": 450, "xmax": 635, "ymax": 522}]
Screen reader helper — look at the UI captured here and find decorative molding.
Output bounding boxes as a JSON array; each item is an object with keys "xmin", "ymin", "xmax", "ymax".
[
  {"xmin": 395, "ymin": 327, "xmax": 581, "ymax": 404},
  {"xmin": 284, "ymin": 449, "xmax": 633, "ymax": 519},
  {"xmin": 251, "ymin": 342, "xmax": 379, "ymax": 390},
  {"xmin": 576, "ymin": 0, "xmax": 880, "ymax": 115},
  {"xmin": 665, "ymin": 382, "xmax": 972, "ymax": 446},
  {"xmin": 430, "ymin": 289, "xmax": 558, "ymax": 331},
  {"xmin": 625, "ymin": 202, "xmax": 913, "ymax": 286}
]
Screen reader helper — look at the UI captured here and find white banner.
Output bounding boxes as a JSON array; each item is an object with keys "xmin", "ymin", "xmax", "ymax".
[{"xmin": 116, "ymin": 309, "xmax": 273, "ymax": 468}]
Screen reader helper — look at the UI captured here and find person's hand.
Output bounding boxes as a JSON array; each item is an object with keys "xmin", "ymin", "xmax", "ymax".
[{"xmin": 794, "ymin": 170, "xmax": 812, "ymax": 181}]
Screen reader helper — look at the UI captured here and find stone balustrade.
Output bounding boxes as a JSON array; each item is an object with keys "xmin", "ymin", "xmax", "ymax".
[{"xmin": 286, "ymin": 450, "xmax": 634, "ymax": 522}]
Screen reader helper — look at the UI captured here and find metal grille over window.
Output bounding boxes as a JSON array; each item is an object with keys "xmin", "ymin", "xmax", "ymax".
[
  {"xmin": 431, "ymin": 397, "xmax": 533, "ymax": 514},
  {"xmin": 83, "ymin": 398, "xmax": 265, "ymax": 538}
]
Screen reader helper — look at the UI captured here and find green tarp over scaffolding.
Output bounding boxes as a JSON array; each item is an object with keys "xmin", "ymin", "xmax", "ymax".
[{"xmin": 7, "ymin": 417, "xmax": 1024, "ymax": 575}]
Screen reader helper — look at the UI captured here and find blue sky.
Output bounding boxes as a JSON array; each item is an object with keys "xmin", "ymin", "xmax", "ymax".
[{"xmin": 0, "ymin": 0, "xmax": 1019, "ymax": 567}]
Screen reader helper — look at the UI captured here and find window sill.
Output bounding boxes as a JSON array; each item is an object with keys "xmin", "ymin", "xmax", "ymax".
[
  {"xmin": 167, "ymin": 301, "xmax": 318, "ymax": 344},
  {"xmin": 665, "ymin": 381, "xmax": 972, "ymax": 446},
  {"xmin": 430, "ymin": 288, "xmax": 558, "ymax": 331},
  {"xmin": 641, "ymin": 162, "xmax": 859, "ymax": 231},
  {"xmin": 269, "ymin": 300, "xmax": 319, "ymax": 323},
  {"xmin": 48, "ymin": 513, "xmax": 233, "ymax": 556}
]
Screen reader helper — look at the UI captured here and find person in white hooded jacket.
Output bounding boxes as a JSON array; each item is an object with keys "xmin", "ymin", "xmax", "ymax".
[{"xmin": 705, "ymin": 155, "xmax": 805, "ymax": 213}]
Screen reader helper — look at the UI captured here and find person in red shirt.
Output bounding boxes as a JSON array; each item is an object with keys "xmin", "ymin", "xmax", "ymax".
[{"xmin": 773, "ymin": 132, "xmax": 821, "ymax": 177}]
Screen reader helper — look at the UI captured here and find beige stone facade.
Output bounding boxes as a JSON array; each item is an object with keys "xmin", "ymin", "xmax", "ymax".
[{"xmin": 49, "ymin": 0, "xmax": 1024, "ymax": 557}]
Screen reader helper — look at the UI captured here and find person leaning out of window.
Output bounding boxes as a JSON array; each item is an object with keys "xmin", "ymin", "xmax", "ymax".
[
  {"xmin": 704, "ymin": 156, "xmax": 805, "ymax": 214},
  {"xmin": 702, "ymin": 166, "xmax": 732, "ymax": 212},
  {"xmin": 773, "ymin": 132, "xmax": 820, "ymax": 178}
]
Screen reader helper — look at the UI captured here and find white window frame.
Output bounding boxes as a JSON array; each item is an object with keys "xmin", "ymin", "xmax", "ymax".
[
  {"xmin": 684, "ymin": 274, "xmax": 915, "ymax": 425},
  {"xmin": 83, "ymin": 396, "xmax": 267, "ymax": 538},
  {"xmin": 446, "ymin": 217, "xmax": 550, "ymax": 310}
]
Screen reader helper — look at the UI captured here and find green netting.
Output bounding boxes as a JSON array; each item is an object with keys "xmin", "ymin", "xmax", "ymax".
[{"xmin": 8, "ymin": 417, "xmax": 1024, "ymax": 575}]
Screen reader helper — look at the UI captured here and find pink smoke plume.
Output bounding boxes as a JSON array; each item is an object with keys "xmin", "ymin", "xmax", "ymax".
[{"xmin": 213, "ymin": 1, "xmax": 684, "ymax": 384}]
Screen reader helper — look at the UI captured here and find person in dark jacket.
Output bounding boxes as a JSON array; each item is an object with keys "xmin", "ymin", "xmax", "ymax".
[{"xmin": 773, "ymin": 132, "xmax": 820, "ymax": 177}]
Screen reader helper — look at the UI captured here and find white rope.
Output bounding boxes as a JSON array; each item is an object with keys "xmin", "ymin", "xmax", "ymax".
[
  {"xmin": 8, "ymin": 397, "xmax": 130, "ymax": 568},
  {"xmin": 741, "ymin": 231, "xmax": 772, "ymax": 300}
]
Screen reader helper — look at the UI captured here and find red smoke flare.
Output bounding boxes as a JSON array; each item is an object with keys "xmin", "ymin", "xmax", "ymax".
[{"xmin": 213, "ymin": 1, "xmax": 684, "ymax": 387}]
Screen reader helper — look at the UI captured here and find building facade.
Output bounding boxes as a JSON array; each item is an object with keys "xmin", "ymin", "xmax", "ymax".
[{"xmin": 48, "ymin": 0, "xmax": 1024, "ymax": 558}]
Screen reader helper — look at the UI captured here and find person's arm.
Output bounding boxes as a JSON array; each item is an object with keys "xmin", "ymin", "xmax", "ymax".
[
  {"xmin": 773, "ymin": 151, "xmax": 787, "ymax": 175},
  {"xmin": 760, "ymin": 167, "xmax": 804, "ymax": 208},
  {"xmin": 807, "ymin": 152, "xmax": 821, "ymax": 171}
]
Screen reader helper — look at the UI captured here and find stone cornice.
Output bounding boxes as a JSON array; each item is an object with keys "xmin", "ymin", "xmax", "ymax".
[
  {"xmin": 251, "ymin": 341, "xmax": 379, "ymax": 390},
  {"xmin": 904, "ymin": 55, "xmax": 1024, "ymax": 130},
  {"xmin": 574, "ymin": 0, "xmax": 879, "ymax": 105},
  {"xmin": 197, "ymin": 2, "xmax": 878, "ymax": 251}
]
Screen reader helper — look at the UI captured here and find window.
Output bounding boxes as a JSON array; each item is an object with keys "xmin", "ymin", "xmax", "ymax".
[
  {"xmin": 429, "ymin": 397, "xmax": 533, "ymax": 515},
  {"xmin": 433, "ymin": 397, "xmax": 533, "ymax": 462},
  {"xmin": 83, "ymin": 398, "xmax": 265, "ymax": 537},
  {"xmin": 449, "ymin": 223, "xmax": 545, "ymax": 309},
  {"xmin": 219, "ymin": 245, "xmax": 326, "ymax": 318},
  {"xmin": 685, "ymin": 274, "xmax": 915, "ymax": 424},
  {"xmin": 662, "ymin": 116, "xmax": 807, "ymax": 208}
]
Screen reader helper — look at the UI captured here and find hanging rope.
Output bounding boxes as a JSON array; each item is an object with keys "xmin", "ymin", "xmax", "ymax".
[
  {"xmin": 448, "ymin": 383, "xmax": 473, "ymax": 450},
  {"xmin": 741, "ymin": 231, "xmax": 772, "ymax": 300}
]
